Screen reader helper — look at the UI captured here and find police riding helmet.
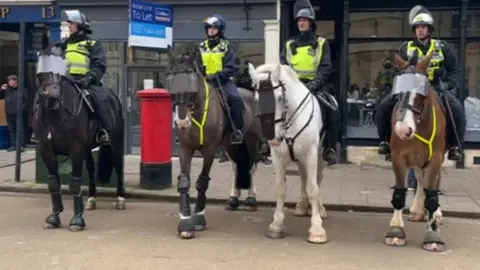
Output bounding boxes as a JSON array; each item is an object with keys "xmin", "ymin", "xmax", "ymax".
[
  {"xmin": 410, "ymin": 12, "xmax": 434, "ymax": 32},
  {"xmin": 204, "ymin": 14, "xmax": 226, "ymax": 38},
  {"xmin": 295, "ymin": 8, "xmax": 316, "ymax": 31},
  {"xmin": 62, "ymin": 10, "xmax": 92, "ymax": 34}
]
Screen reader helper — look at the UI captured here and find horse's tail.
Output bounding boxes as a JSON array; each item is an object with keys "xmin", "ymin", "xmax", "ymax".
[
  {"xmin": 235, "ymin": 141, "xmax": 251, "ymax": 190},
  {"xmin": 97, "ymin": 145, "xmax": 114, "ymax": 183}
]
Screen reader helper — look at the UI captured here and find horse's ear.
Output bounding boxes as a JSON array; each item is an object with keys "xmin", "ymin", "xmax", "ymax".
[
  {"xmin": 416, "ymin": 51, "xmax": 433, "ymax": 73},
  {"xmin": 166, "ymin": 45, "xmax": 176, "ymax": 65},
  {"xmin": 394, "ymin": 54, "xmax": 409, "ymax": 70},
  {"xmin": 248, "ymin": 63, "xmax": 258, "ymax": 82},
  {"xmin": 271, "ymin": 64, "xmax": 281, "ymax": 82}
]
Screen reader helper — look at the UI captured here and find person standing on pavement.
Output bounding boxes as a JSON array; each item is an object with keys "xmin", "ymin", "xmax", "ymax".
[{"xmin": 0, "ymin": 75, "xmax": 28, "ymax": 152}]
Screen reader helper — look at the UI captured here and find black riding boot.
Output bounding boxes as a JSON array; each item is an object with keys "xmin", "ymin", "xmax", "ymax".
[
  {"xmin": 444, "ymin": 91, "xmax": 466, "ymax": 161},
  {"xmin": 97, "ymin": 110, "xmax": 113, "ymax": 145},
  {"xmin": 323, "ymin": 107, "xmax": 340, "ymax": 165},
  {"xmin": 376, "ymin": 96, "xmax": 395, "ymax": 155},
  {"xmin": 229, "ymin": 95, "xmax": 244, "ymax": 145},
  {"xmin": 69, "ymin": 177, "xmax": 86, "ymax": 231}
]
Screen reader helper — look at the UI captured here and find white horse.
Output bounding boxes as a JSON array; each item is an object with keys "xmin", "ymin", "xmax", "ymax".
[{"xmin": 248, "ymin": 63, "xmax": 328, "ymax": 244}]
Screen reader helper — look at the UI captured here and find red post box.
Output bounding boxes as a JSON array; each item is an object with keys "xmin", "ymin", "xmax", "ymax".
[{"xmin": 136, "ymin": 89, "xmax": 172, "ymax": 190}]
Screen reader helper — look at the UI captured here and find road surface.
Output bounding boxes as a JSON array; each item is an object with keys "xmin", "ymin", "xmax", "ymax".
[{"xmin": 1, "ymin": 192, "xmax": 479, "ymax": 270}]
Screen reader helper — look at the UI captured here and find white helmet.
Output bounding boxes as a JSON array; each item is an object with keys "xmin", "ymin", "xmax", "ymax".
[{"xmin": 409, "ymin": 6, "xmax": 434, "ymax": 30}]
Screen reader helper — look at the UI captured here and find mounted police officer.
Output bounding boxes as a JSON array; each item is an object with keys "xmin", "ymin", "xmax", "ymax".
[
  {"xmin": 376, "ymin": 5, "xmax": 464, "ymax": 161},
  {"xmin": 280, "ymin": 0, "xmax": 340, "ymax": 165},
  {"xmin": 196, "ymin": 14, "xmax": 244, "ymax": 144},
  {"xmin": 31, "ymin": 10, "xmax": 111, "ymax": 144}
]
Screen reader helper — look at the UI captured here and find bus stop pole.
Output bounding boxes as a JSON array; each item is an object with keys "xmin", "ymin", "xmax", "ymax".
[{"xmin": 15, "ymin": 21, "xmax": 26, "ymax": 182}]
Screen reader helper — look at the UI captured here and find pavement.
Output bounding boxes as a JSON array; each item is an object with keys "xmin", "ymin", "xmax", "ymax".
[
  {"xmin": 1, "ymin": 193, "xmax": 480, "ymax": 270},
  {"xmin": 0, "ymin": 149, "xmax": 480, "ymax": 216}
]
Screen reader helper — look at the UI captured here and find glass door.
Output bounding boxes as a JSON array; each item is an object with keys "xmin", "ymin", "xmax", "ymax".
[{"xmin": 125, "ymin": 67, "xmax": 167, "ymax": 154}]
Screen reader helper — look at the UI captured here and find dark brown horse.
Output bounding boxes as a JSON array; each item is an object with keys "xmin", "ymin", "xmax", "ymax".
[
  {"xmin": 165, "ymin": 46, "xmax": 262, "ymax": 239},
  {"xmin": 385, "ymin": 52, "xmax": 447, "ymax": 252}
]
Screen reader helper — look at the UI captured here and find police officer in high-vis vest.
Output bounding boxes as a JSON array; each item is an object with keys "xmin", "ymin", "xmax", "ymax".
[
  {"xmin": 195, "ymin": 14, "xmax": 244, "ymax": 144},
  {"xmin": 31, "ymin": 10, "xmax": 111, "ymax": 144},
  {"xmin": 376, "ymin": 5, "xmax": 464, "ymax": 161},
  {"xmin": 280, "ymin": 0, "xmax": 340, "ymax": 165}
]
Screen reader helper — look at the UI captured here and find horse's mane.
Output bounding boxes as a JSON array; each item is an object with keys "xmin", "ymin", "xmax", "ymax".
[{"xmin": 254, "ymin": 64, "xmax": 299, "ymax": 85}]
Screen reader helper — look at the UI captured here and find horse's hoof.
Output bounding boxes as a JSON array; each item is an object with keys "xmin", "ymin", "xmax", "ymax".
[
  {"xmin": 408, "ymin": 212, "xmax": 425, "ymax": 222},
  {"xmin": 69, "ymin": 224, "xmax": 85, "ymax": 232},
  {"xmin": 384, "ymin": 226, "xmax": 407, "ymax": 246},
  {"xmin": 44, "ymin": 214, "xmax": 61, "ymax": 229},
  {"xmin": 69, "ymin": 217, "xmax": 85, "ymax": 232},
  {"xmin": 86, "ymin": 199, "xmax": 96, "ymax": 210},
  {"xmin": 307, "ymin": 232, "xmax": 328, "ymax": 244},
  {"xmin": 422, "ymin": 231, "xmax": 446, "ymax": 252},
  {"xmin": 191, "ymin": 214, "xmax": 207, "ymax": 231},
  {"xmin": 225, "ymin": 196, "xmax": 240, "ymax": 211},
  {"xmin": 244, "ymin": 197, "xmax": 258, "ymax": 212},
  {"xmin": 115, "ymin": 198, "xmax": 126, "ymax": 210},
  {"xmin": 266, "ymin": 230, "xmax": 284, "ymax": 239},
  {"xmin": 178, "ymin": 219, "xmax": 196, "ymax": 239}
]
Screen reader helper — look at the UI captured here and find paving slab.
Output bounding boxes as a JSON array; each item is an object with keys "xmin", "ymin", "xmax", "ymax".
[{"xmin": 0, "ymin": 153, "xmax": 479, "ymax": 216}]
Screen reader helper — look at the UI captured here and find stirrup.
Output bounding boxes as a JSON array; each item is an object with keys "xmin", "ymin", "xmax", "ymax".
[
  {"xmin": 96, "ymin": 129, "xmax": 110, "ymax": 144},
  {"xmin": 230, "ymin": 130, "xmax": 243, "ymax": 145}
]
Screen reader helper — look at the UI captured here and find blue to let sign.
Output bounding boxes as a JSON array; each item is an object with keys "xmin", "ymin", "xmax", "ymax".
[{"xmin": 128, "ymin": 0, "xmax": 173, "ymax": 49}]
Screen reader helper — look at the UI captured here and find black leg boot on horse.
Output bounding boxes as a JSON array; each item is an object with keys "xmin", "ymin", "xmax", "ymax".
[
  {"xmin": 44, "ymin": 174, "xmax": 64, "ymax": 229},
  {"xmin": 69, "ymin": 176, "xmax": 86, "ymax": 232},
  {"xmin": 376, "ymin": 94, "xmax": 396, "ymax": 155},
  {"xmin": 442, "ymin": 90, "xmax": 465, "ymax": 161}
]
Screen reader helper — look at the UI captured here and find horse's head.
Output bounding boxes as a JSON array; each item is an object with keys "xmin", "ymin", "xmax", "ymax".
[
  {"xmin": 165, "ymin": 45, "xmax": 202, "ymax": 129},
  {"xmin": 36, "ymin": 43, "xmax": 68, "ymax": 101},
  {"xmin": 248, "ymin": 63, "xmax": 285, "ymax": 143},
  {"xmin": 392, "ymin": 52, "xmax": 432, "ymax": 140}
]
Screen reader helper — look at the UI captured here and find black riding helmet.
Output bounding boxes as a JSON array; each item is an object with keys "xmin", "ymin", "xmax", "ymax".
[
  {"xmin": 62, "ymin": 10, "xmax": 92, "ymax": 34},
  {"xmin": 293, "ymin": 0, "xmax": 316, "ymax": 32}
]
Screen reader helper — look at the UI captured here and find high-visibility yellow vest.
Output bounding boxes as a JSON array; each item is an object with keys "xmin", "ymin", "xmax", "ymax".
[
  {"xmin": 65, "ymin": 40, "xmax": 96, "ymax": 75},
  {"xmin": 199, "ymin": 39, "xmax": 229, "ymax": 75},
  {"xmin": 285, "ymin": 37, "xmax": 326, "ymax": 80},
  {"xmin": 407, "ymin": 39, "xmax": 444, "ymax": 82}
]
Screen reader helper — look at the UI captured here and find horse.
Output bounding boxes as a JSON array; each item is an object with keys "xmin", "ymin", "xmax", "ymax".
[
  {"xmin": 248, "ymin": 63, "xmax": 328, "ymax": 244},
  {"xmin": 165, "ymin": 46, "xmax": 262, "ymax": 239},
  {"xmin": 384, "ymin": 52, "xmax": 447, "ymax": 252},
  {"xmin": 34, "ymin": 44, "xmax": 126, "ymax": 232}
]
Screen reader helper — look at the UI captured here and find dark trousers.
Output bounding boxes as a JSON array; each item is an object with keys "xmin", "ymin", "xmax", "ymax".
[
  {"xmin": 89, "ymin": 85, "xmax": 113, "ymax": 131},
  {"xmin": 223, "ymin": 81, "xmax": 244, "ymax": 130},
  {"xmin": 376, "ymin": 94, "xmax": 396, "ymax": 142},
  {"xmin": 6, "ymin": 112, "xmax": 27, "ymax": 147},
  {"xmin": 443, "ymin": 90, "xmax": 466, "ymax": 146}
]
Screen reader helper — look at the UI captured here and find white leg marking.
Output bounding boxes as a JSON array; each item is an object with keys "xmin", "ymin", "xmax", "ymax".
[
  {"xmin": 390, "ymin": 209, "xmax": 405, "ymax": 227},
  {"xmin": 228, "ymin": 155, "xmax": 240, "ymax": 197},
  {"xmin": 268, "ymin": 161, "xmax": 287, "ymax": 233},
  {"xmin": 248, "ymin": 165, "xmax": 257, "ymax": 197}
]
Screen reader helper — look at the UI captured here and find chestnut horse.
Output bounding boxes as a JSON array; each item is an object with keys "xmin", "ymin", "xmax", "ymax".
[{"xmin": 385, "ymin": 52, "xmax": 447, "ymax": 252}]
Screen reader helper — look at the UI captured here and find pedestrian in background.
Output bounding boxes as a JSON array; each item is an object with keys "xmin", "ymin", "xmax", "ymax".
[{"xmin": 0, "ymin": 75, "xmax": 28, "ymax": 152}]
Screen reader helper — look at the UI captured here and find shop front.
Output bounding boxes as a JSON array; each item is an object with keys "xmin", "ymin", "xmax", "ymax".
[{"xmin": 0, "ymin": 2, "xmax": 61, "ymax": 144}]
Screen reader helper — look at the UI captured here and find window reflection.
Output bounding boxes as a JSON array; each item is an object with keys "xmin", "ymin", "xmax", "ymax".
[
  {"xmin": 102, "ymin": 41, "xmax": 122, "ymax": 95},
  {"xmin": 350, "ymin": 11, "xmax": 459, "ymax": 38},
  {"xmin": 467, "ymin": 10, "xmax": 480, "ymax": 37},
  {"xmin": 316, "ymin": 21, "xmax": 335, "ymax": 39},
  {"xmin": 465, "ymin": 42, "xmax": 480, "ymax": 132}
]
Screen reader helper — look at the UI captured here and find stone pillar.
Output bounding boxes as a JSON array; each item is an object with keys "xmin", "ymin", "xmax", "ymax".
[
  {"xmin": 60, "ymin": 21, "xmax": 69, "ymax": 39},
  {"xmin": 263, "ymin": 19, "xmax": 280, "ymax": 64}
]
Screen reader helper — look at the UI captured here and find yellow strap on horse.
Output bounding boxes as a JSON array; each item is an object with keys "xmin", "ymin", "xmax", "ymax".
[
  {"xmin": 413, "ymin": 106, "xmax": 437, "ymax": 160},
  {"xmin": 191, "ymin": 79, "xmax": 211, "ymax": 145}
]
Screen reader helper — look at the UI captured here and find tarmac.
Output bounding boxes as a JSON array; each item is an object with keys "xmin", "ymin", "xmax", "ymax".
[
  {"xmin": 1, "ymin": 192, "xmax": 480, "ymax": 270},
  {"xmin": 0, "ymin": 149, "xmax": 480, "ymax": 217}
]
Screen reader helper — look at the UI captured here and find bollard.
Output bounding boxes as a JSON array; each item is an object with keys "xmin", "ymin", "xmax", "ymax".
[{"xmin": 136, "ymin": 89, "xmax": 172, "ymax": 190}]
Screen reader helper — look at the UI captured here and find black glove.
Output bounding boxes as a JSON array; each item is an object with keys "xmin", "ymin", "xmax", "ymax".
[
  {"xmin": 74, "ymin": 76, "xmax": 93, "ymax": 89},
  {"xmin": 305, "ymin": 81, "xmax": 318, "ymax": 92},
  {"xmin": 205, "ymin": 74, "xmax": 218, "ymax": 84}
]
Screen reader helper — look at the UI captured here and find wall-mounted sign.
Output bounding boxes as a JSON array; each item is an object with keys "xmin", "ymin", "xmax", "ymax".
[
  {"xmin": 128, "ymin": 0, "xmax": 173, "ymax": 49},
  {"xmin": 0, "ymin": 5, "xmax": 59, "ymax": 22}
]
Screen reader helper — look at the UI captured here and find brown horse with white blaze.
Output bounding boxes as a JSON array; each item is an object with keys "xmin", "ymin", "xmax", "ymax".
[{"xmin": 385, "ymin": 52, "xmax": 447, "ymax": 252}]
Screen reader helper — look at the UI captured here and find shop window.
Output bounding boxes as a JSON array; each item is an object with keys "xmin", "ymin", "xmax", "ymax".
[
  {"xmin": 350, "ymin": 11, "xmax": 459, "ymax": 38},
  {"xmin": 101, "ymin": 41, "xmax": 122, "ymax": 95},
  {"xmin": 346, "ymin": 42, "xmax": 401, "ymax": 137},
  {"xmin": 129, "ymin": 47, "xmax": 169, "ymax": 66},
  {"xmin": 467, "ymin": 10, "xmax": 480, "ymax": 37},
  {"xmin": 316, "ymin": 21, "xmax": 335, "ymax": 39},
  {"xmin": 465, "ymin": 42, "xmax": 480, "ymax": 133}
]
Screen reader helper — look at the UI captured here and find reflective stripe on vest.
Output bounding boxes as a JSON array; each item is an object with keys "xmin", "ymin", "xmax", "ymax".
[
  {"xmin": 199, "ymin": 39, "xmax": 228, "ymax": 75},
  {"xmin": 407, "ymin": 39, "xmax": 444, "ymax": 82},
  {"xmin": 285, "ymin": 37, "xmax": 325, "ymax": 80},
  {"xmin": 65, "ymin": 40, "xmax": 96, "ymax": 75}
]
